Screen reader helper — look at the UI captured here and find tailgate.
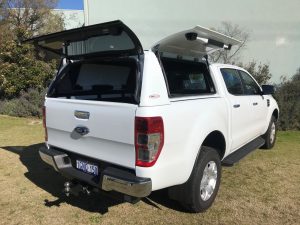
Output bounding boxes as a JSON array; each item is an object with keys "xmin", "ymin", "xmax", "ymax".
[{"xmin": 45, "ymin": 98, "xmax": 137, "ymax": 169}]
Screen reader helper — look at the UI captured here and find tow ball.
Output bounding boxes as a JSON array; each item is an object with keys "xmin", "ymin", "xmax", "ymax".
[
  {"xmin": 64, "ymin": 181, "xmax": 72, "ymax": 196},
  {"xmin": 64, "ymin": 181, "xmax": 92, "ymax": 196}
]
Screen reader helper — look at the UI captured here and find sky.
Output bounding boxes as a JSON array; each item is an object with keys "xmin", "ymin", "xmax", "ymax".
[
  {"xmin": 57, "ymin": 0, "xmax": 83, "ymax": 10},
  {"xmin": 57, "ymin": 0, "xmax": 300, "ymax": 83}
]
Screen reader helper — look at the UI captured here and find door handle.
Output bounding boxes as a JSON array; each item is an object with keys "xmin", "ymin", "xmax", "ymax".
[
  {"xmin": 253, "ymin": 102, "xmax": 258, "ymax": 106},
  {"xmin": 233, "ymin": 104, "xmax": 240, "ymax": 108}
]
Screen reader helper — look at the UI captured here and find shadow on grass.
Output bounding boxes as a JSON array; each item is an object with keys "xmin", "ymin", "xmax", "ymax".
[
  {"xmin": 144, "ymin": 189, "xmax": 189, "ymax": 212},
  {"xmin": 1, "ymin": 143, "xmax": 188, "ymax": 213},
  {"xmin": 1, "ymin": 143, "xmax": 125, "ymax": 214}
]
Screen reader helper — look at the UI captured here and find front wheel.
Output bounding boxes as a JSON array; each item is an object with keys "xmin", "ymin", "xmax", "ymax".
[
  {"xmin": 173, "ymin": 146, "xmax": 221, "ymax": 213},
  {"xmin": 261, "ymin": 116, "xmax": 277, "ymax": 149}
]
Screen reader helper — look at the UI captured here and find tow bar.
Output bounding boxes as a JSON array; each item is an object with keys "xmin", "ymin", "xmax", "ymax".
[
  {"xmin": 64, "ymin": 181, "xmax": 92, "ymax": 197},
  {"xmin": 63, "ymin": 181, "xmax": 141, "ymax": 204}
]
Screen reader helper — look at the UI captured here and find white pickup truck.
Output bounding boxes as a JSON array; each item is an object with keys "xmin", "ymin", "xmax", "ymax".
[{"xmin": 27, "ymin": 20, "xmax": 279, "ymax": 212}]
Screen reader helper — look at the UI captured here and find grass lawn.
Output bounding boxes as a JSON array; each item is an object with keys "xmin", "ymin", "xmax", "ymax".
[{"xmin": 0, "ymin": 115, "xmax": 299, "ymax": 225}]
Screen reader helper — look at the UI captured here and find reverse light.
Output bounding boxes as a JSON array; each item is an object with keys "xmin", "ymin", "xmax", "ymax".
[
  {"xmin": 135, "ymin": 117, "xmax": 164, "ymax": 167},
  {"xmin": 42, "ymin": 106, "xmax": 48, "ymax": 142}
]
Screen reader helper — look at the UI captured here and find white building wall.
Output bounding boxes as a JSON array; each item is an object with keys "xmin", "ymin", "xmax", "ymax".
[
  {"xmin": 83, "ymin": 0, "xmax": 207, "ymax": 50},
  {"xmin": 82, "ymin": 0, "xmax": 300, "ymax": 83}
]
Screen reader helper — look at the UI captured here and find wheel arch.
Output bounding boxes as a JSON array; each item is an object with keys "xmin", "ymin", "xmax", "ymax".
[
  {"xmin": 272, "ymin": 109, "xmax": 279, "ymax": 121},
  {"xmin": 201, "ymin": 130, "xmax": 226, "ymax": 160},
  {"xmin": 184, "ymin": 130, "xmax": 226, "ymax": 184}
]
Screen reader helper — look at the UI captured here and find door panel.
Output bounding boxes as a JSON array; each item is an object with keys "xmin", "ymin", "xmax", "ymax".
[
  {"xmin": 238, "ymin": 70, "xmax": 268, "ymax": 135},
  {"xmin": 221, "ymin": 68, "xmax": 253, "ymax": 151},
  {"xmin": 228, "ymin": 96, "xmax": 253, "ymax": 150}
]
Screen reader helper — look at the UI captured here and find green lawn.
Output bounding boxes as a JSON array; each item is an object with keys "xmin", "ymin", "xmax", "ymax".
[{"xmin": 0, "ymin": 115, "xmax": 299, "ymax": 225}]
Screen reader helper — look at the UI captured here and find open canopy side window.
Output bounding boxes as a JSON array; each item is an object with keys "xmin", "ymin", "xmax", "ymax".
[
  {"xmin": 152, "ymin": 25, "xmax": 242, "ymax": 60},
  {"xmin": 24, "ymin": 20, "xmax": 143, "ymax": 59}
]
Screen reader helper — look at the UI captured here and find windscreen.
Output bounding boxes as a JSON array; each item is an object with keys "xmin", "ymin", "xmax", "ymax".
[{"xmin": 48, "ymin": 60, "xmax": 138, "ymax": 104}]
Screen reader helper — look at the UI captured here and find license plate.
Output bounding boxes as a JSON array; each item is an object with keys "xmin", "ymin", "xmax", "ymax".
[{"xmin": 76, "ymin": 160, "xmax": 98, "ymax": 176}]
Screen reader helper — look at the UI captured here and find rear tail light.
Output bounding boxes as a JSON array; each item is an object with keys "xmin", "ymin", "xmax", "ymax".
[
  {"xmin": 42, "ymin": 106, "xmax": 48, "ymax": 142},
  {"xmin": 135, "ymin": 117, "xmax": 164, "ymax": 167}
]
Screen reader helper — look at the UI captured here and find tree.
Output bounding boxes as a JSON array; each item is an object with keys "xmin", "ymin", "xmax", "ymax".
[
  {"xmin": 0, "ymin": 0, "xmax": 63, "ymax": 42},
  {"xmin": 0, "ymin": 0, "xmax": 64, "ymax": 99},
  {"xmin": 239, "ymin": 61, "xmax": 272, "ymax": 85},
  {"xmin": 0, "ymin": 20, "xmax": 13, "ymax": 44},
  {"xmin": 0, "ymin": 39, "xmax": 56, "ymax": 99},
  {"xmin": 275, "ymin": 68, "xmax": 300, "ymax": 130},
  {"xmin": 210, "ymin": 22, "xmax": 250, "ymax": 64},
  {"xmin": 209, "ymin": 23, "xmax": 272, "ymax": 86}
]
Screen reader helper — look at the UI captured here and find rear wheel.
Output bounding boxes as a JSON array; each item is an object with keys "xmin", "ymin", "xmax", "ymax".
[
  {"xmin": 261, "ymin": 116, "xmax": 277, "ymax": 149},
  {"xmin": 169, "ymin": 146, "xmax": 221, "ymax": 213}
]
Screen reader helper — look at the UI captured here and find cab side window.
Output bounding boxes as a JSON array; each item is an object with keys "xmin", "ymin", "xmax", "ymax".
[
  {"xmin": 238, "ymin": 70, "xmax": 261, "ymax": 95},
  {"xmin": 220, "ymin": 68, "xmax": 243, "ymax": 95}
]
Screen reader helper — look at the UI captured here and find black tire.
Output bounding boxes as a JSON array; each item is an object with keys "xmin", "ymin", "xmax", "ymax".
[
  {"xmin": 169, "ymin": 146, "xmax": 221, "ymax": 213},
  {"xmin": 261, "ymin": 116, "xmax": 277, "ymax": 149}
]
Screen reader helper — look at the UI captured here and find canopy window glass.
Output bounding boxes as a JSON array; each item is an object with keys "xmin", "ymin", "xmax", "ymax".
[{"xmin": 25, "ymin": 20, "xmax": 143, "ymax": 58}]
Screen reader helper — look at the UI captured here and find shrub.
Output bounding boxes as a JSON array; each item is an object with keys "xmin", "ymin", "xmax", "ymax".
[
  {"xmin": 274, "ymin": 68, "xmax": 300, "ymax": 130},
  {"xmin": 0, "ymin": 88, "xmax": 45, "ymax": 118},
  {"xmin": 0, "ymin": 41, "xmax": 57, "ymax": 99}
]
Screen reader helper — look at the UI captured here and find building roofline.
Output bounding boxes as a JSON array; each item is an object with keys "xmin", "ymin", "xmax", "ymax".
[{"xmin": 52, "ymin": 9, "xmax": 84, "ymax": 12}]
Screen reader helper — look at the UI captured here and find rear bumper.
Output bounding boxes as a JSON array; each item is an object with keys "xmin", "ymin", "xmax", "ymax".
[{"xmin": 39, "ymin": 146, "xmax": 152, "ymax": 198}]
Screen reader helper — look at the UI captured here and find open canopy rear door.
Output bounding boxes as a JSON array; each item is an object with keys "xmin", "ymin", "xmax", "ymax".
[
  {"xmin": 152, "ymin": 25, "xmax": 241, "ymax": 59},
  {"xmin": 25, "ymin": 20, "xmax": 143, "ymax": 58}
]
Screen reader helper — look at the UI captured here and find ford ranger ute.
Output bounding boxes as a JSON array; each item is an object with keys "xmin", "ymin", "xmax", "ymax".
[{"xmin": 26, "ymin": 20, "xmax": 279, "ymax": 212}]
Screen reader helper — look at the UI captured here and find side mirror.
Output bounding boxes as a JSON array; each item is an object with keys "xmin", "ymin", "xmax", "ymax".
[{"xmin": 261, "ymin": 85, "xmax": 275, "ymax": 95}]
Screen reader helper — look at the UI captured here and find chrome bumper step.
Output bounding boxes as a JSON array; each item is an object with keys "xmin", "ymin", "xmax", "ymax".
[{"xmin": 39, "ymin": 146, "xmax": 152, "ymax": 198}]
